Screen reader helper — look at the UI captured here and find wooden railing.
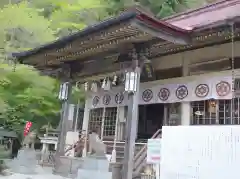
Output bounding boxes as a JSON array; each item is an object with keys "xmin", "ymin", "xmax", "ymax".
[
  {"xmin": 133, "ymin": 129, "xmax": 162, "ymax": 175},
  {"xmin": 103, "ymin": 140, "xmax": 145, "ymax": 161},
  {"xmin": 103, "ymin": 129, "xmax": 162, "ymax": 176}
]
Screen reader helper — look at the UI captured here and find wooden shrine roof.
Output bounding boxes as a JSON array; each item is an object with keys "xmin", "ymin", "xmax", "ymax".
[{"xmin": 11, "ymin": 0, "xmax": 240, "ymax": 80}]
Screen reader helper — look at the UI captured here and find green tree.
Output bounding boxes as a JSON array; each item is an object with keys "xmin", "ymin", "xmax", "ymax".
[
  {"xmin": 49, "ymin": 0, "xmax": 107, "ymax": 37},
  {"xmin": 0, "ymin": 1, "xmax": 54, "ymax": 53},
  {"xmin": 0, "ymin": 63, "xmax": 61, "ymax": 133},
  {"xmin": 105, "ymin": 0, "xmax": 210, "ymax": 18}
]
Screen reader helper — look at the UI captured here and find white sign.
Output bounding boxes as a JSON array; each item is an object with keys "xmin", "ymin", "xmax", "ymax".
[
  {"xmin": 160, "ymin": 126, "xmax": 240, "ymax": 179},
  {"xmin": 147, "ymin": 138, "xmax": 161, "ymax": 164}
]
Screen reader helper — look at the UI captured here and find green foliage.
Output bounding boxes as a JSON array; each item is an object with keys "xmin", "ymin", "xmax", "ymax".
[
  {"xmin": 0, "ymin": 1, "xmax": 55, "ymax": 53},
  {"xmin": 0, "ymin": 64, "xmax": 61, "ymax": 133},
  {"xmin": 0, "ymin": 0, "xmax": 215, "ymax": 135},
  {"xmin": 49, "ymin": 0, "xmax": 107, "ymax": 37}
]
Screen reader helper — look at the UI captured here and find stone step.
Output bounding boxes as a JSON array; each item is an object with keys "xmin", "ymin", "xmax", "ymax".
[{"xmin": 104, "ymin": 141, "xmax": 145, "ymax": 162}]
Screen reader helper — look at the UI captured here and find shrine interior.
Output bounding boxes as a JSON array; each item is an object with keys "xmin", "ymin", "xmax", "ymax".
[{"xmin": 137, "ymin": 104, "xmax": 164, "ymax": 139}]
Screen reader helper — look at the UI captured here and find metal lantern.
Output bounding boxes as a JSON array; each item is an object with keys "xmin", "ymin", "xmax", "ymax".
[
  {"xmin": 58, "ymin": 82, "xmax": 70, "ymax": 101},
  {"xmin": 125, "ymin": 71, "xmax": 138, "ymax": 93}
]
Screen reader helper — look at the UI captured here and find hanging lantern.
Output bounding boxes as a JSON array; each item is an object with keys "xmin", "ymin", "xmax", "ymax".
[
  {"xmin": 58, "ymin": 82, "xmax": 70, "ymax": 101},
  {"xmin": 125, "ymin": 71, "xmax": 138, "ymax": 93}
]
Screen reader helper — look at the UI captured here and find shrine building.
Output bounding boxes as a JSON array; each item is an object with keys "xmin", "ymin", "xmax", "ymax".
[{"xmin": 12, "ymin": 0, "xmax": 240, "ymax": 175}]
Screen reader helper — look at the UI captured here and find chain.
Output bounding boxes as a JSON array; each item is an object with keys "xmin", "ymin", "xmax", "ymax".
[{"xmin": 231, "ymin": 23, "xmax": 235, "ymax": 121}]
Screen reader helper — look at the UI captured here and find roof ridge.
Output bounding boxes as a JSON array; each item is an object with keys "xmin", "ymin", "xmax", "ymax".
[{"xmin": 164, "ymin": 0, "xmax": 239, "ymax": 22}]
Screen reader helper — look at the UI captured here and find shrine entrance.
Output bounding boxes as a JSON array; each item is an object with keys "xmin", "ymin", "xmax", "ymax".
[{"xmin": 138, "ymin": 104, "xmax": 164, "ymax": 139}]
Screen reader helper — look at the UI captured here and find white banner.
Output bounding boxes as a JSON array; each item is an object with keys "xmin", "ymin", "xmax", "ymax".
[
  {"xmin": 147, "ymin": 138, "xmax": 161, "ymax": 164},
  {"xmin": 88, "ymin": 76, "xmax": 233, "ymax": 109}
]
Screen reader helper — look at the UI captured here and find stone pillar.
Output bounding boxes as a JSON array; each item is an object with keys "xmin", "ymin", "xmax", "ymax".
[
  {"xmin": 181, "ymin": 103, "xmax": 191, "ymax": 125},
  {"xmin": 41, "ymin": 143, "xmax": 48, "ymax": 162},
  {"xmin": 163, "ymin": 104, "xmax": 168, "ymax": 126},
  {"xmin": 82, "ymin": 97, "xmax": 90, "ymax": 132},
  {"xmin": 111, "ymin": 163, "xmax": 122, "ymax": 179},
  {"xmin": 67, "ymin": 104, "xmax": 75, "ymax": 130},
  {"xmin": 181, "ymin": 53, "xmax": 191, "ymax": 125},
  {"xmin": 82, "ymin": 96, "xmax": 90, "ymax": 157},
  {"xmin": 117, "ymin": 106, "xmax": 125, "ymax": 140},
  {"xmin": 42, "ymin": 143, "xmax": 48, "ymax": 153}
]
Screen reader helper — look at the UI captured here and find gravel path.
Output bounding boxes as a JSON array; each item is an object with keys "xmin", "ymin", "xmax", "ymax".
[{"xmin": 3, "ymin": 173, "xmax": 68, "ymax": 179}]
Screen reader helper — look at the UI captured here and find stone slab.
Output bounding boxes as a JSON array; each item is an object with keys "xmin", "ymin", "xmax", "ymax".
[
  {"xmin": 77, "ymin": 170, "xmax": 111, "ymax": 179},
  {"xmin": 82, "ymin": 156, "xmax": 109, "ymax": 171},
  {"xmin": 7, "ymin": 149, "xmax": 37, "ymax": 174},
  {"xmin": 3, "ymin": 173, "xmax": 68, "ymax": 179}
]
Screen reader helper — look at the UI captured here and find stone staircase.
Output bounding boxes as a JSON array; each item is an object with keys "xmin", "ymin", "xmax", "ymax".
[{"xmin": 104, "ymin": 141, "xmax": 145, "ymax": 162}]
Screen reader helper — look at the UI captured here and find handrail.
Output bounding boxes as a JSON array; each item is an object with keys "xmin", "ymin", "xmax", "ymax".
[
  {"xmin": 133, "ymin": 129, "xmax": 162, "ymax": 175},
  {"xmin": 134, "ymin": 129, "xmax": 162, "ymax": 161},
  {"xmin": 103, "ymin": 141, "xmax": 146, "ymax": 145},
  {"xmin": 133, "ymin": 133, "xmax": 161, "ymax": 172}
]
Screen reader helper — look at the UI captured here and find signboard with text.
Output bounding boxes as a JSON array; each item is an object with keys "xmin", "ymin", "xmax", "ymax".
[
  {"xmin": 160, "ymin": 126, "xmax": 240, "ymax": 179},
  {"xmin": 147, "ymin": 138, "xmax": 161, "ymax": 164}
]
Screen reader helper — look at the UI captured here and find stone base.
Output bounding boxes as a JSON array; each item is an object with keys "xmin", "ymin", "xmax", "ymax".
[
  {"xmin": 53, "ymin": 156, "xmax": 83, "ymax": 178},
  {"xmin": 81, "ymin": 155, "xmax": 109, "ymax": 171},
  {"xmin": 77, "ymin": 170, "xmax": 111, "ymax": 179},
  {"xmin": 7, "ymin": 148, "xmax": 38, "ymax": 174},
  {"xmin": 77, "ymin": 155, "xmax": 112, "ymax": 179}
]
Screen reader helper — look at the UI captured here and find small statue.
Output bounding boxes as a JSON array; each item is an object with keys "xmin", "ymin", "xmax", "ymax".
[
  {"xmin": 22, "ymin": 131, "xmax": 37, "ymax": 149},
  {"xmin": 88, "ymin": 128, "xmax": 106, "ymax": 156}
]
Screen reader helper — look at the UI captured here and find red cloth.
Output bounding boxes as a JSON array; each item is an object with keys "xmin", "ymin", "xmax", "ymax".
[{"xmin": 24, "ymin": 121, "xmax": 32, "ymax": 136}]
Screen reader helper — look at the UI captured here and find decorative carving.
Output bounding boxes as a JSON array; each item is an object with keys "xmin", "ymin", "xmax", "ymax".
[
  {"xmin": 142, "ymin": 89, "xmax": 153, "ymax": 102},
  {"xmin": 195, "ymin": 84, "xmax": 209, "ymax": 98},
  {"xmin": 92, "ymin": 96, "xmax": 100, "ymax": 107},
  {"xmin": 176, "ymin": 85, "xmax": 188, "ymax": 100},
  {"xmin": 158, "ymin": 88, "xmax": 170, "ymax": 101},
  {"xmin": 103, "ymin": 94, "xmax": 111, "ymax": 105},
  {"xmin": 216, "ymin": 81, "xmax": 231, "ymax": 96},
  {"xmin": 115, "ymin": 92, "xmax": 124, "ymax": 104}
]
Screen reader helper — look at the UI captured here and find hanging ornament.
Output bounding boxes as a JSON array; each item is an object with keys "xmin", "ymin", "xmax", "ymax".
[
  {"xmin": 91, "ymin": 82, "xmax": 98, "ymax": 93},
  {"xmin": 84, "ymin": 82, "xmax": 88, "ymax": 91},
  {"xmin": 209, "ymin": 100, "xmax": 216, "ymax": 107},
  {"xmin": 101, "ymin": 78, "xmax": 106, "ymax": 89},
  {"xmin": 112, "ymin": 75, "xmax": 118, "ymax": 86},
  {"xmin": 104, "ymin": 78, "xmax": 111, "ymax": 91},
  {"xmin": 24, "ymin": 121, "xmax": 32, "ymax": 137}
]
